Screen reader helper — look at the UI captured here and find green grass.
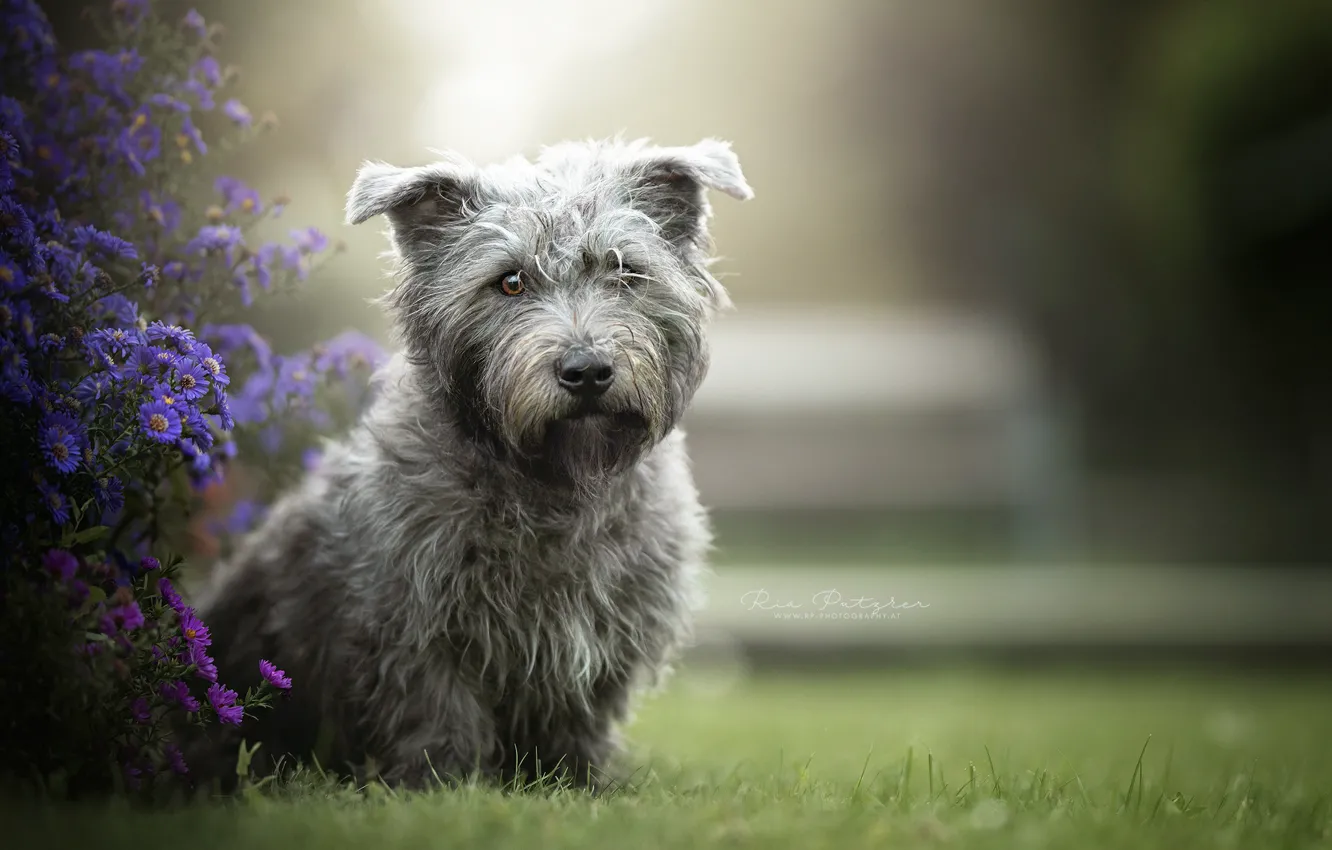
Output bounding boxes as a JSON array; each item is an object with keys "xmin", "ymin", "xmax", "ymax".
[{"xmin": 5, "ymin": 667, "xmax": 1332, "ymax": 849}]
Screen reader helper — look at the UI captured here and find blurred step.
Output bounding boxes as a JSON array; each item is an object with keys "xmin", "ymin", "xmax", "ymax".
[{"xmin": 694, "ymin": 564, "xmax": 1332, "ymax": 652}]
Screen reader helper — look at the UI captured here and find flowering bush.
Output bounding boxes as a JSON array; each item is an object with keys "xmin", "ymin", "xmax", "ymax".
[{"xmin": 0, "ymin": 0, "xmax": 386, "ymax": 799}]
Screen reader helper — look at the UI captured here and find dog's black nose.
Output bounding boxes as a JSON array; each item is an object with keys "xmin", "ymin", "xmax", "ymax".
[{"xmin": 557, "ymin": 349, "xmax": 614, "ymax": 397}]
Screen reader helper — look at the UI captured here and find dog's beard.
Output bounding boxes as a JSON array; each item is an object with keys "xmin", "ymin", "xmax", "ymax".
[{"xmin": 535, "ymin": 408, "xmax": 653, "ymax": 485}]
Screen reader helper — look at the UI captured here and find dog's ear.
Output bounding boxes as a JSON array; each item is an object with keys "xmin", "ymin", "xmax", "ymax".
[
  {"xmin": 345, "ymin": 157, "xmax": 477, "ymax": 238},
  {"xmin": 623, "ymin": 138, "xmax": 753, "ymax": 246}
]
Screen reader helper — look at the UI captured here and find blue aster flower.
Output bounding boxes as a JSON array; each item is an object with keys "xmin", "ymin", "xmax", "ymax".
[
  {"xmin": 146, "ymin": 382, "xmax": 184, "ymax": 410},
  {"xmin": 86, "ymin": 326, "xmax": 142, "ymax": 360},
  {"xmin": 70, "ymin": 224, "xmax": 137, "ymax": 261},
  {"xmin": 290, "ymin": 226, "xmax": 329, "ymax": 254},
  {"xmin": 119, "ymin": 114, "xmax": 161, "ymax": 173},
  {"xmin": 0, "ymin": 196, "xmax": 36, "ymax": 248},
  {"xmin": 39, "ymin": 411, "xmax": 84, "ymax": 474},
  {"xmin": 214, "ymin": 386, "xmax": 235, "ymax": 430},
  {"xmin": 138, "ymin": 398, "xmax": 182, "ymax": 443},
  {"xmin": 222, "ymin": 99, "xmax": 252, "ymax": 128},
  {"xmin": 73, "ymin": 373, "xmax": 111, "ymax": 405},
  {"xmin": 37, "ymin": 481, "xmax": 70, "ymax": 524},
  {"xmin": 150, "ymin": 345, "xmax": 180, "ymax": 371},
  {"xmin": 184, "ymin": 224, "xmax": 242, "ymax": 256},
  {"xmin": 95, "ymin": 474, "xmax": 125, "ymax": 520},
  {"xmin": 140, "ymin": 190, "xmax": 182, "ymax": 231},
  {"xmin": 97, "ymin": 294, "xmax": 139, "ymax": 326},
  {"xmin": 181, "ymin": 406, "xmax": 213, "ymax": 449},
  {"xmin": 193, "ymin": 56, "xmax": 222, "ymax": 87},
  {"xmin": 173, "ymin": 359, "xmax": 208, "ymax": 400},
  {"xmin": 0, "ymin": 254, "xmax": 25, "ymax": 293},
  {"xmin": 177, "ymin": 114, "xmax": 207, "ymax": 157},
  {"xmin": 146, "ymin": 321, "xmax": 196, "ymax": 351},
  {"xmin": 214, "ymin": 175, "xmax": 262, "ymax": 215},
  {"xmin": 181, "ymin": 9, "xmax": 207, "ymax": 38}
]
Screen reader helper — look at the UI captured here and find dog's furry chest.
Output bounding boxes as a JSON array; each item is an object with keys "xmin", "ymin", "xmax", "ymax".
[{"xmin": 428, "ymin": 512, "xmax": 691, "ymax": 703}]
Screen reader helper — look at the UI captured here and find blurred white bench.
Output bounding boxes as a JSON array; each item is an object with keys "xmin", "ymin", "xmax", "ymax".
[{"xmin": 682, "ymin": 307, "xmax": 1078, "ymax": 556}]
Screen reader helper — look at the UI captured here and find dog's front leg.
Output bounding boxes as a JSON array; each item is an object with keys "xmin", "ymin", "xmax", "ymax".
[
  {"xmin": 370, "ymin": 674, "xmax": 498, "ymax": 790},
  {"xmin": 516, "ymin": 673, "xmax": 635, "ymax": 792}
]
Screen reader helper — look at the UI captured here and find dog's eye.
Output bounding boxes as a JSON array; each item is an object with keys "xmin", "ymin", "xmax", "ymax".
[{"xmin": 498, "ymin": 271, "xmax": 527, "ymax": 296}]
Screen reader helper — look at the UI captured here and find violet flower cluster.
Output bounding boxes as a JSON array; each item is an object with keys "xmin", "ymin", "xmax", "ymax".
[{"xmin": 0, "ymin": 0, "xmax": 385, "ymax": 798}]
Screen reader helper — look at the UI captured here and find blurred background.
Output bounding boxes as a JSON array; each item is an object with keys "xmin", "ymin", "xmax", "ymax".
[{"xmin": 54, "ymin": 0, "xmax": 1332, "ymax": 666}]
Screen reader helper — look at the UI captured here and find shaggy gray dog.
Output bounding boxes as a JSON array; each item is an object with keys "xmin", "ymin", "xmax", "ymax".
[{"xmin": 187, "ymin": 137, "xmax": 752, "ymax": 790}]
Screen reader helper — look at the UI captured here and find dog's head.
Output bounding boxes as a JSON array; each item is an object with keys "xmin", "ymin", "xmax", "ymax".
[{"xmin": 346, "ymin": 137, "xmax": 752, "ymax": 486}]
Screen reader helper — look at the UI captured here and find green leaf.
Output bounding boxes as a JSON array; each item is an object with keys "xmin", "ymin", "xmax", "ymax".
[
  {"xmin": 68, "ymin": 525, "xmax": 110, "ymax": 546},
  {"xmin": 235, "ymin": 739, "xmax": 263, "ymax": 782}
]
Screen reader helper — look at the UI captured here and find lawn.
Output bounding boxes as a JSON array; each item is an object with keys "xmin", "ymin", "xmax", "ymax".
[{"xmin": 4, "ymin": 667, "xmax": 1331, "ymax": 849}]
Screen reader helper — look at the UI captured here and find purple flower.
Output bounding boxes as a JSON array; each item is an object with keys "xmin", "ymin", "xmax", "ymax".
[
  {"xmin": 222, "ymin": 99, "xmax": 252, "ymax": 129},
  {"xmin": 290, "ymin": 226, "xmax": 329, "ymax": 254},
  {"xmin": 42, "ymin": 549, "xmax": 79, "ymax": 581},
  {"xmin": 146, "ymin": 383, "xmax": 183, "ymax": 411},
  {"xmin": 95, "ymin": 475, "xmax": 125, "ymax": 520},
  {"xmin": 0, "ymin": 299, "xmax": 36, "ymax": 347},
  {"xmin": 207, "ymin": 683, "xmax": 242, "ymax": 725},
  {"xmin": 259, "ymin": 659, "xmax": 292, "ymax": 691},
  {"xmin": 164, "ymin": 743, "xmax": 188, "ymax": 776},
  {"xmin": 214, "ymin": 175, "xmax": 262, "ymax": 214},
  {"xmin": 87, "ymin": 326, "xmax": 141, "ymax": 360},
  {"xmin": 192, "ymin": 56, "xmax": 222, "ymax": 87},
  {"xmin": 178, "ymin": 114, "xmax": 207, "ymax": 155},
  {"xmin": 140, "ymin": 555, "xmax": 161, "ymax": 572},
  {"xmin": 146, "ymin": 321, "xmax": 196, "ymax": 351},
  {"xmin": 110, "ymin": 602, "xmax": 145, "ymax": 632},
  {"xmin": 158, "ymin": 680, "xmax": 200, "ymax": 712},
  {"xmin": 150, "ymin": 345, "xmax": 181, "ymax": 371},
  {"xmin": 97, "ymin": 294, "xmax": 139, "ymax": 327},
  {"xmin": 179, "ymin": 608, "xmax": 212, "ymax": 649},
  {"xmin": 140, "ymin": 191, "xmax": 181, "ymax": 231},
  {"xmin": 181, "ymin": 9, "xmax": 207, "ymax": 38},
  {"xmin": 189, "ymin": 642, "xmax": 218, "ymax": 683},
  {"xmin": 180, "ymin": 78, "xmax": 214, "ymax": 112},
  {"xmin": 215, "ymin": 388, "xmax": 235, "ymax": 430},
  {"xmin": 275, "ymin": 354, "xmax": 317, "ymax": 402},
  {"xmin": 197, "ymin": 350, "xmax": 229, "ymax": 387},
  {"xmin": 202, "ymin": 323, "xmax": 272, "ymax": 366},
  {"xmin": 0, "ymin": 255, "xmax": 26, "ymax": 292},
  {"xmin": 118, "ymin": 112, "xmax": 161, "ymax": 173},
  {"xmin": 218, "ymin": 499, "xmax": 266, "ymax": 535},
  {"xmin": 184, "ymin": 224, "xmax": 242, "ymax": 256},
  {"xmin": 130, "ymin": 697, "xmax": 151, "ymax": 724},
  {"xmin": 173, "ymin": 360, "xmax": 208, "ymax": 400},
  {"xmin": 158, "ymin": 577, "xmax": 185, "ymax": 612},
  {"xmin": 40, "ymin": 422, "xmax": 81, "ymax": 474},
  {"xmin": 70, "ymin": 224, "xmax": 138, "ymax": 261},
  {"xmin": 38, "ymin": 481, "xmax": 70, "ymax": 524},
  {"xmin": 139, "ymin": 399, "xmax": 182, "ymax": 443}
]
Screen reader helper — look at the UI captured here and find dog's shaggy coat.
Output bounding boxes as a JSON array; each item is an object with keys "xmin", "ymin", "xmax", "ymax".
[{"xmin": 187, "ymin": 137, "xmax": 752, "ymax": 789}]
